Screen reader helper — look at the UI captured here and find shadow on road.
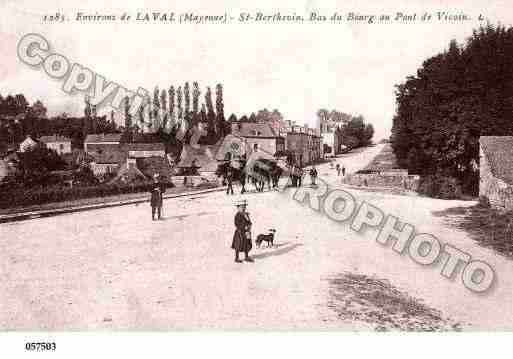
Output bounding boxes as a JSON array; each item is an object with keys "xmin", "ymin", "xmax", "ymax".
[{"xmin": 252, "ymin": 243, "xmax": 303, "ymax": 260}]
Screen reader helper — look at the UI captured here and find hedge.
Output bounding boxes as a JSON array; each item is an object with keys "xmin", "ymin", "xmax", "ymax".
[{"xmin": 0, "ymin": 181, "xmax": 175, "ymax": 209}]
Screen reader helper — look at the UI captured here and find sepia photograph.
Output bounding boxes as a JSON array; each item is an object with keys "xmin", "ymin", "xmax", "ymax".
[{"xmin": 1, "ymin": 0, "xmax": 513, "ymax": 357}]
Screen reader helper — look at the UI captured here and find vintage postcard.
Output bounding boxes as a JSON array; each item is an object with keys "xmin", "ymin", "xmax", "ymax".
[{"xmin": 1, "ymin": 0, "xmax": 513, "ymax": 356}]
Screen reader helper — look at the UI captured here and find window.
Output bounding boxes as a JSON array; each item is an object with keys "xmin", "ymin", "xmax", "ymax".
[
  {"xmin": 59, "ymin": 144, "xmax": 64, "ymax": 151},
  {"xmin": 253, "ymin": 144, "xmax": 258, "ymax": 151}
]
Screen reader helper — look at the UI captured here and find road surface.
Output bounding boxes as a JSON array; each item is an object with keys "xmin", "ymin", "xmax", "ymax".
[{"xmin": 1, "ymin": 144, "xmax": 512, "ymax": 330}]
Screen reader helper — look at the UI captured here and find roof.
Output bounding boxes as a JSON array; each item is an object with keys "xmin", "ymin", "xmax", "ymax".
[
  {"xmin": 39, "ymin": 135, "xmax": 72, "ymax": 143},
  {"xmin": 480, "ymin": 136, "xmax": 513, "ymax": 185},
  {"xmin": 21, "ymin": 135, "xmax": 38, "ymax": 144},
  {"xmin": 177, "ymin": 145, "xmax": 218, "ymax": 172},
  {"xmin": 231, "ymin": 122, "xmax": 281, "ymax": 138},
  {"xmin": 91, "ymin": 148, "xmax": 127, "ymax": 164},
  {"xmin": 136, "ymin": 156, "xmax": 174, "ymax": 180},
  {"xmin": 131, "ymin": 133, "xmax": 164, "ymax": 143},
  {"xmin": 84, "ymin": 133, "xmax": 122, "ymax": 143},
  {"xmin": 121, "ymin": 142, "xmax": 165, "ymax": 152}
]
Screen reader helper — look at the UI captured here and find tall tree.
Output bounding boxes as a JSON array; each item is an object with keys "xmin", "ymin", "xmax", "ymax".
[
  {"xmin": 177, "ymin": 86, "xmax": 183, "ymax": 122},
  {"xmin": 204, "ymin": 86, "xmax": 216, "ymax": 138},
  {"xmin": 153, "ymin": 86, "xmax": 160, "ymax": 129},
  {"xmin": 184, "ymin": 82, "xmax": 191, "ymax": 117},
  {"xmin": 215, "ymin": 83, "xmax": 225, "ymax": 137},
  {"xmin": 192, "ymin": 82, "xmax": 200, "ymax": 115},
  {"xmin": 168, "ymin": 86, "xmax": 176, "ymax": 132},
  {"xmin": 160, "ymin": 89, "xmax": 168, "ymax": 130}
]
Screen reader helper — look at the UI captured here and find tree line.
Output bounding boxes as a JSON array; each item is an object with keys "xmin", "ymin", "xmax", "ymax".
[
  {"xmin": 120, "ymin": 82, "xmax": 230, "ymax": 146},
  {"xmin": 391, "ymin": 24, "xmax": 513, "ymax": 196}
]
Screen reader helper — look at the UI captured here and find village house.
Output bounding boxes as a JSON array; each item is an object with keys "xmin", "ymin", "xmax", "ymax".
[
  {"xmin": 111, "ymin": 142, "xmax": 173, "ymax": 183},
  {"xmin": 84, "ymin": 133, "xmax": 122, "ymax": 155},
  {"xmin": 285, "ymin": 125, "xmax": 322, "ymax": 166},
  {"xmin": 89, "ymin": 148, "xmax": 126, "ymax": 178},
  {"xmin": 231, "ymin": 122, "xmax": 285, "ymax": 156},
  {"xmin": 88, "ymin": 141, "xmax": 171, "ymax": 180},
  {"xmin": 39, "ymin": 135, "xmax": 72, "ymax": 155},
  {"xmin": 479, "ymin": 136, "xmax": 513, "ymax": 210},
  {"xmin": 19, "ymin": 135, "xmax": 38, "ymax": 152},
  {"xmin": 321, "ymin": 131, "xmax": 340, "ymax": 157}
]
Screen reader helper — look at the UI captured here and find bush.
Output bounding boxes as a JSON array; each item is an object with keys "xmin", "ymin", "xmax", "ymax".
[{"xmin": 418, "ymin": 173, "xmax": 462, "ymax": 199}]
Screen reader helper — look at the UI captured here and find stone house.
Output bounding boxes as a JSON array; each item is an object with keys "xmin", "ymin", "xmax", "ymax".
[
  {"xmin": 479, "ymin": 136, "xmax": 513, "ymax": 210},
  {"xmin": 231, "ymin": 122, "xmax": 285, "ymax": 157}
]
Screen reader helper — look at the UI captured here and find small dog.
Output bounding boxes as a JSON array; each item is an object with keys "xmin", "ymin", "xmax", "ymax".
[{"xmin": 256, "ymin": 229, "xmax": 276, "ymax": 248}]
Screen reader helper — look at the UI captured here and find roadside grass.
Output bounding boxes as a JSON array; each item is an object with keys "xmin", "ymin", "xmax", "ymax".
[
  {"xmin": 360, "ymin": 143, "xmax": 401, "ymax": 173},
  {"xmin": 327, "ymin": 272, "xmax": 461, "ymax": 331},
  {"xmin": 433, "ymin": 204, "xmax": 513, "ymax": 259}
]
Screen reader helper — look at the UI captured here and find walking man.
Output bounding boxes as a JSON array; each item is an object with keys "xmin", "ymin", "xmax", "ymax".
[
  {"xmin": 336, "ymin": 164, "xmax": 341, "ymax": 176},
  {"xmin": 342, "ymin": 165, "xmax": 346, "ymax": 177},
  {"xmin": 231, "ymin": 200, "xmax": 253, "ymax": 263},
  {"xmin": 150, "ymin": 173, "xmax": 166, "ymax": 220}
]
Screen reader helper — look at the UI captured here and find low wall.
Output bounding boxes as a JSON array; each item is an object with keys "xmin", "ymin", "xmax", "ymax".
[
  {"xmin": 482, "ymin": 177, "xmax": 513, "ymax": 210},
  {"xmin": 172, "ymin": 175, "xmax": 221, "ymax": 188},
  {"xmin": 341, "ymin": 173, "xmax": 420, "ymax": 191}
]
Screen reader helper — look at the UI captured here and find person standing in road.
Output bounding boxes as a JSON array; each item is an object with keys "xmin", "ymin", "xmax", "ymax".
[
  {"xmin": 240, "ymin": 170, "xmax": 246, "ymax": 194},
  {"xmin": 226, "ymin": 168, "xmax": 234, "ymax": 195},
  {"xmin": 150, "ymin": 173, "xmax": 166, "ymax": 221},
  {"xmin": 336, "ymin": 163, "xmax": 341, "ymax": 176},
  {"xmin": 342, "ymin": 165, "xmax": 346, "ymax": 177},
  {"xmin": 231, "ymin": 200, "xmax": 253, "ymax": 263},
  {"xmin": 309, "ymin": 166, "xmax": 318, "ymax": 186}
]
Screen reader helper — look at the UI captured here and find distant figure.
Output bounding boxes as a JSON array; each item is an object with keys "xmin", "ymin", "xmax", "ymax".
[
  {"xmin": 231, "ymin": 200, "xmax": 253, "ymax": 263},
  {"xmin": 341, "ymin": 165, "xmax": 346, "ymax": 177},
  {"xmin": 297, "ymin": 166, "xmax": 303, "ymax": 187},
  {"xmin": 240, "ymin": 171, "xmax": 246, "ymax": 194},
  {"xmin": 226, "ymin": 168, "xmax": 234, "ymax": 195},
  {"xmin": 309, "ymin": 166, "xmax": 318, "ymax": 186},
  {"xmin": 336, "ymin": 164, "xmax": 341, "ymax": 176},
  {"xmin": 150, "ymin": 174, "xmax": 166, "ymax": 220}
]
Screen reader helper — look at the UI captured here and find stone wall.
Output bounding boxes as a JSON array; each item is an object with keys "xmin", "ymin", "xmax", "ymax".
[
  {"xmin": 341, "ymin": 173, "xmax": 420, "ymax": 191},
  {"xmin": 480, "ymin": 146, "xmax": 513, "ymax": 210},
  {"xmin": 173, "ymin": 175, "xmax": 220, "ymax": 188}
]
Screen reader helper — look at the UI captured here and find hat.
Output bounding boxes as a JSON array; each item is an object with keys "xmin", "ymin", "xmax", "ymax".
[{"xmin": 235, "ymin": 199, "xmax": 248, "ymax": 207}]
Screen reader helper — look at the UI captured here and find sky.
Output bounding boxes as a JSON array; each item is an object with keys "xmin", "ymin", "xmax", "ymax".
[{"xmin": 1, "ymin": 0, "xmax": 513, "ymax": 141}]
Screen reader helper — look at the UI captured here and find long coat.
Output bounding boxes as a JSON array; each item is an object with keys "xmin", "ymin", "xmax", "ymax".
[
  {"xmin": 231, "ymin": 211, "xmax": 252, "ymax": 252},
  {"xmin": 150, "ymin": 182, "xmax": 165, "ymax": 207}
]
